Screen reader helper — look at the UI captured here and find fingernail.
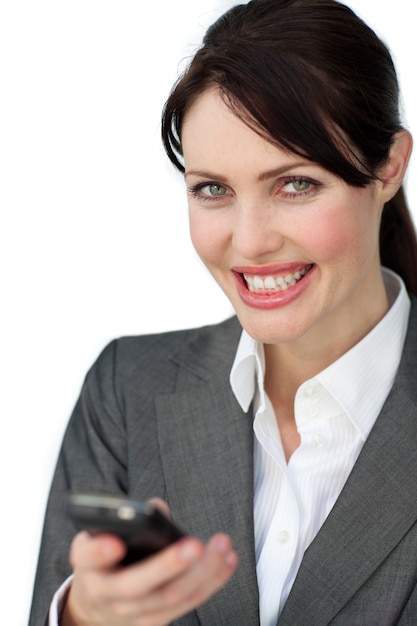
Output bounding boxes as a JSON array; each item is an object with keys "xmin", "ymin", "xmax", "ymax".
[
  {"xmin": 212, "ymin": 535, "xmax": 231, "ymax": 554},
  {"xmin": 178, "ymin": 539, "xmax": 201, "ymax": 562},
  {"xmin": 226, "ymin": 551, "xmax": 238, "ymax": 567}
]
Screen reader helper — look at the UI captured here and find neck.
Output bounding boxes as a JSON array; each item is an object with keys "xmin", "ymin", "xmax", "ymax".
[{"xmin": 264, "ymin": 279, "xmax": 390, "ymax": 407}]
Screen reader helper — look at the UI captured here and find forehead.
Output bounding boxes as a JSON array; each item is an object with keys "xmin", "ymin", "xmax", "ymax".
[
  {"xmin": 181, "ymin": 89, "xmax": 313, "ymax": 176},
  {"xmin": 182, "ymin": 89, "xmax": 250, "ymax": 141}
]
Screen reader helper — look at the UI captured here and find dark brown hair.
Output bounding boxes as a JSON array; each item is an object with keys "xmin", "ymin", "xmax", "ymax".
[{"xmin": 162, "ymin": 0, "xmax": 417, "ymax": 295}]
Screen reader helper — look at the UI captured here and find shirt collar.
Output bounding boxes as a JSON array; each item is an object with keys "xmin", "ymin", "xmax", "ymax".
[
  {"xmin": 230, "ymin": 268, "xmax": 411, "ymax": 436},
  {"xmin": 230, "ymin": 328, "xmax": 265, "ymax": 413}
]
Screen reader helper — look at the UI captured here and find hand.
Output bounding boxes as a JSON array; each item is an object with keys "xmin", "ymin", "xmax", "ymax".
[{"xmin": 62, "ymin": 502, "xmax": 238, "ymax": 626}]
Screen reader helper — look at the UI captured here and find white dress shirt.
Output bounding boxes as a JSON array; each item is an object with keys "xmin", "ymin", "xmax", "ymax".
[{"xmin": 230, "ymin": 268, "xmax": 410, "ymax": 626}]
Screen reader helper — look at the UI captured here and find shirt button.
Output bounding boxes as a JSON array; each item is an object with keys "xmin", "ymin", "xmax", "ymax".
[
  {"xmin": 277, "ymin": 530, "xmax": 291, "ymax": 544},
  {"xmin": 304, "ymin": 383, "xmax": 317, "ymax": 398},
  {"xmin": 312, "ymin": 433, "xmax": 325, "ymax": 447}
]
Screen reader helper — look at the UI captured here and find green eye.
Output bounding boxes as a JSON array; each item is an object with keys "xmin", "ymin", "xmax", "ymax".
[
  {"xmin": 292, "ymin": 179, "xmax": 310, "ymax": 192},
  {"xmin": 280, "ymin": 177, "xmax": 318, "ymax": 199},
  {"xmin": 188, "ymin": 181, "xmax": 231, "ymax": 203},
  {"xmin": 208, "ymin": 184, "xmax": 227, "ymax": 196}
]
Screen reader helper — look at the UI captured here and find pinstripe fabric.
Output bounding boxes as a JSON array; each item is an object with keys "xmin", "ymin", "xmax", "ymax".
[{"xmin": 230, "ymin": 268, "xmax": 410, "ymax": 626}]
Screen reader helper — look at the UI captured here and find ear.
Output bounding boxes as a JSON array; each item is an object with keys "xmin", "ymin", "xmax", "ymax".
[{"xmin": 379, "ymin": 130, "xmax": 413, "ymax": 202}]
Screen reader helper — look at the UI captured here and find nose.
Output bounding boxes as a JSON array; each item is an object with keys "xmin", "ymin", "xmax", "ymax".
[{"xmin": 232, "ymin": 201, "xmax": 285, "ymax": 261}]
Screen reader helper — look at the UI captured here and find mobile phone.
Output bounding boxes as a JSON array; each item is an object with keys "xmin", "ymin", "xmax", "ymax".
[{"xmin": 67, "ymin": 492, "xmax": 186, "ymax": 565}]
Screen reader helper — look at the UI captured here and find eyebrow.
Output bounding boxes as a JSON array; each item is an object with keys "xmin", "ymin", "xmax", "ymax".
[{"xmin": 184, "ymin": 161, "xmax": 314, "ymax": 183}]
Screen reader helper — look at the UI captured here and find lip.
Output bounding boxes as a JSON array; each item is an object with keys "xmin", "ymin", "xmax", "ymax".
[
  {"xmin": 232, "ymin": 262, "xmax": 310, "ymax": 276},
  {"xmin": 232, "ymin": 263, "xmax": 316, "ymax": 310}
]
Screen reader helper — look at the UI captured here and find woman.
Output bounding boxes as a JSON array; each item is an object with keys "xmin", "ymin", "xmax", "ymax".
[{"xmin": 30, "ymin": 0, "xmax": 417, "ymax": 624}]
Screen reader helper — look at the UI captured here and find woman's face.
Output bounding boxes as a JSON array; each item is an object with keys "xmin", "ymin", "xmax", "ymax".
[{"xmin": 181, "ymin": 90, "xmax": 391, "ymax": 349}]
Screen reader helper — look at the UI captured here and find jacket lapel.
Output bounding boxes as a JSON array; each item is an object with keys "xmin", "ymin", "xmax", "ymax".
[
  {"xmin": 279, "ymin": 301, "xmax": 417, "ymax": 625},
  {"xmin": 155, "ymin": 318, "xmax": 260, "ymax": 625}
]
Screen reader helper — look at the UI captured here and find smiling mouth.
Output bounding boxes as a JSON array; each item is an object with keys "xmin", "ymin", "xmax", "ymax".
[{"xmin": 242, "ymin": 264, "xmax": 314, "ymax": 293}]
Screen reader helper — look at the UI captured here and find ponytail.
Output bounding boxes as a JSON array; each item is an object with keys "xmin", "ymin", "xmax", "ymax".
[{"xmin": 380, "ymin": 186, "xmax": 417, "ymax": 296}]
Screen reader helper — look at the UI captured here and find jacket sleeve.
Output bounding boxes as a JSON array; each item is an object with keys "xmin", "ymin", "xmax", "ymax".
[{"xmin": 28, "ymin": 339, "xmax": 128, "ymax": 626}]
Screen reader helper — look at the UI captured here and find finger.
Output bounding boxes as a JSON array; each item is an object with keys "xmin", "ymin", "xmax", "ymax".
[
  {"xmin": 148, "ymin": 497, "xmax": 171, "ymax": 518},
  {"xmin": 164, "ymin": 534, "xmax": 238, "ymax": 615},
  {"xmin": 99, "ymin": 536, "xmax": 205, "ymax": 602},
  {"xmin": 69, "ymin": 530, "xmax": 127, "ymax": 572},
  {"xmin": 165, "ymin": 533, "xmax": 238, "ymax": 604},
  {"xmin": 131, "ymin": 533, "xmax": 238, "ymax": 617}
]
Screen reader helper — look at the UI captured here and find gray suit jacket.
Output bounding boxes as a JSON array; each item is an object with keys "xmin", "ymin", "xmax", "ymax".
[{"xmin": 30, "ymin": 299, "xmax": 417, "ymax": 625}]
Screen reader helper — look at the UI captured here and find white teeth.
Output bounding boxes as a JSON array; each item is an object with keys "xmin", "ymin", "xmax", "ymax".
[
  {"xmin": 264, "ymin": 276, "xmax": 276, "ymax": 289},
  {"xmin": 284, "ymin": 274, "xmax": 295, "ymax": 285},
  {"xmin": 244, "ymin": 265, "xmax": 311, "ymax": 292}
]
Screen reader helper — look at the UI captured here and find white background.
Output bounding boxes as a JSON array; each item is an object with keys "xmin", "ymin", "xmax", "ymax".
[{"xmin": 0, "ymin": 1, "xmax": 415, "ymax": 623}]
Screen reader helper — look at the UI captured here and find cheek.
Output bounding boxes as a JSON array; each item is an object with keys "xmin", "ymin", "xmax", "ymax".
[
  {"xmin": 308, "ymin": 220, "xmax": 353, "ymax": 261},
  {"xmin": 189, "ymin": 211, "xmax": 229, "ymax": 267},
  {"xmin": 300, "ymin": 203, "xmax": 378, "ymax": 265}
]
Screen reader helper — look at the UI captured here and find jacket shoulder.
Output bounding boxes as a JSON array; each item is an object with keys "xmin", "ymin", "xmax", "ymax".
[{"xmin": 87, "ymin": 315, "xmax": 242, "ymax": 397}]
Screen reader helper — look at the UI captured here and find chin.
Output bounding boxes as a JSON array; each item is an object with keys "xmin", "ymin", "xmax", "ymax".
[{"xmin": 235, "ymin": 310, "xmax": 307, "ymax": 345}]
